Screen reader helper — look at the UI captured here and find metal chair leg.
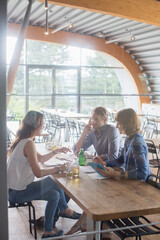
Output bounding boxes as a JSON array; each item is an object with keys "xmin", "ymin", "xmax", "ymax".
[
  {"xmin": 31, "ymin": 203, "xmax": 37, "ymax": 239},
  {"xmin": 28, "ymin": 203, "xmax": 37, "ymax": 239},
  {"xmin": 28, "ymin": 204, "xmax": 32, "ymax": 235}
]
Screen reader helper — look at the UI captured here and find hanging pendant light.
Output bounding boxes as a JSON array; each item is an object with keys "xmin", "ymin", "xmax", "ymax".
[{"xmin": 44, "ymin": 0, "xmax": 49, "ymax": 35}]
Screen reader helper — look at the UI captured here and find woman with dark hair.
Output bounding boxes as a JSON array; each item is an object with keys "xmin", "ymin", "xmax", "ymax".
[
  {"xmin": 7, "ymin": 110, "xmax": 80, "ymax": 239},
  {"xmin": 94, "ymin": 108, "xmax": 151, "ymax": 181}
]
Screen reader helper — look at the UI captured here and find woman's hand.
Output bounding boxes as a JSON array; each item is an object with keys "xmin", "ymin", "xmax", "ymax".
[
  {"xmin": 96, "ymin": 166, "xmax": 120, "ymax": 178},
  {"xmin": 59, "ymin": 163, "xmax": 66, "ymax": 172},
  {"xmin": 93, "ymin": 156, "xmax": 105, "ymax": 167},
  {"xmin": 54, "ymin": 147, "xmax": 71, "ymax": 154}
]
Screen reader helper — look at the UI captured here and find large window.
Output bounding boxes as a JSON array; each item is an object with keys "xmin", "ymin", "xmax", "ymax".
[
  {"xmin": 55, "ymin": 69, "xmax": 78, "ymax": 94},
  {"xmin": 7, "ymin": 37, "xmax": 139, "ymax": 119}
]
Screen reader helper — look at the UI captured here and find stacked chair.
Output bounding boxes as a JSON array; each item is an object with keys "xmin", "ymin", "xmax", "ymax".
[
  {"xmin": 145, "ymin": 139, "xmax": 160, "ymax": 177},
  {"xmin": 54, "ymin": 114, "xmax": 66, "ymax": 140},
  {"xmin": 142, "ymin": 117, "xmax": 157, "ymax": 139},
  {"xmin": 7, "ymin": 128, "xmax": 15, "ymax": 152},
  {"xmin": 66, "ymin": 118, "xmax": 79, "ymax": 143},
  {"xmin": 78, "ymin": 121, "xmax": 85, "ymax": 136},
  {"xmin": 41, "ymin": 111, "xmax": 65, "ymax": 141},
  {"xmin": 142, "ymin": 116, "xmax": 160, "ymax": 139}
]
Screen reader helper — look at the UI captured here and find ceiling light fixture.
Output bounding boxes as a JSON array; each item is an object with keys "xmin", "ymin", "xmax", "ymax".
[
  {"xmin": 68, "ymin": 22, "xmax": 73, "ymax": 29},
  {"xmin": 131, "ymin": 35, "xmax": 135, "ymax": 41},
  {"xmin": 51, "ymin": 22, "xmax": 73, "ymax": 34},
  {"xmin": 44, "ymin": 0, "xmax": 49, "ymax": 35},
  {"xmin": 105, "ymin": 34, "xmax": 135, "ymax": 44},
  {"xmin": 105, "ymin": 29, "xmax": 135, "ymax": 44},
  {"xmin": 45, "ymin": 0, "xmax": 48, "ymax": 10},
  {"xmin": 96, "ymin": 31, "xmax": 105, "ymax": 38}
]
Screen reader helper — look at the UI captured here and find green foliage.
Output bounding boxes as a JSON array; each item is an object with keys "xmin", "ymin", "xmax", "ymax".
[
  {"xmin": 8, "ymin": 39, "xmax": 124, "ymax": 119},
  {"xmin": 81, "ymin": 51, "xmax": 124, "ymax": 110},
  {"xmin": 26, "ymin": 40, "xmax": 70, "ymax": 65},
  {"xmin": 8, "ymin": 97, "xmax": 25, "ymax": 120}
]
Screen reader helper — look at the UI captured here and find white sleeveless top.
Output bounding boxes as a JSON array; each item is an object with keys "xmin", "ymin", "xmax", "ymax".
[{"xmin": 7, "ymin": 138, "xmax": 35, "ymax": 190}]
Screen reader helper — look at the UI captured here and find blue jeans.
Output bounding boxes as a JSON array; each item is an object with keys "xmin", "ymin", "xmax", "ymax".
[{"xmin": 9, "ymin": 176, "xmax": 68, "ymax": 232}]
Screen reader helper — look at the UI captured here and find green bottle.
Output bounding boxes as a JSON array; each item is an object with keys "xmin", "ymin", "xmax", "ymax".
[{"xmin": 78, "ymin": 149, "xmax": 85, "ymax": 166}]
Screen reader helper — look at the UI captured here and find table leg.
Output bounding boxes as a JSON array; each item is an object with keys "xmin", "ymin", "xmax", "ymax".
[
  {"xmin": 95, "ymin": 221, "xmax": 101, "ymax": 240},
  {"xmin": 86, "ymin": 215, "xmax": 94, "ymax": 240}
]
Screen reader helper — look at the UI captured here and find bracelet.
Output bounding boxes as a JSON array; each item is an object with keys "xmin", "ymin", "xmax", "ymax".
[
  {"xmin": 55, "ymin": 167, "xmax": 60, "ymax": 173},
  {"xmin": 52, "ymin": 150, "xmax": 56, "ymax": 155},
  {"xmin": 120, "ymin": 170, "xmax": 125, "ymax": 179}
]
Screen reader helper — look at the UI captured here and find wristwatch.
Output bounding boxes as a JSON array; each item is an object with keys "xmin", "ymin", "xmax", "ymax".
[{"xmin": 120, "ymin": 170, "xmax": 125, "ymax": 179}]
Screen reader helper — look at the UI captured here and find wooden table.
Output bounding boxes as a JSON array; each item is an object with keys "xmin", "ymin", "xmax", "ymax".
[{"xmin": 52, "ymin": 172, "xmax": 160, "ymax": 240}]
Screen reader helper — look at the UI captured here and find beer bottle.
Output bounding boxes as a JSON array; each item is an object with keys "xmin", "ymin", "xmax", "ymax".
[{"xmin": 78, "ymin": 149, "xmax": 85, "ymax": 166}]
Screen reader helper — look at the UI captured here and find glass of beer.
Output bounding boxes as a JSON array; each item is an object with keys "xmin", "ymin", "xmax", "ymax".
[
  {"xmin": 73, "ymin": 157, "xmax": 79, "ymax": 178},
  {"xmin": 73, "ymin": 165, "xmax": 79, "ymax": 178},
  {"xmin": 66, "ymin": 163, "xmax": 73, "ymax": 179}
]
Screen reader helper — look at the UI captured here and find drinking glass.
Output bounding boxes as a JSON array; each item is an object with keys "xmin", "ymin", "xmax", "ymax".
[
  {"xmin": 45, "ymin": 141, "xmax": 52, "ymax": 150},
  {"xmin": 50, "ymin": 140, "xmax": 59, "ymax": 150},
  {"xmin": 65, "ymin": 162, "xmax": 73, "ymax": 179},
  {"xmin": 85, "ymin": 151, "xmax": 94, "ymax": 164},
  {"xmin": 73, "ymin": 157, "xmax": 79, "ymax": 178}
]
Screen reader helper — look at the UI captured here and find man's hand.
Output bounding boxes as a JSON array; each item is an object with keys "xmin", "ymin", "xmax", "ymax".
[
  {"xmin": 93, "ymin": 156, "xmax": 105, "ymax": 166},
  {"xmin": 75, "ymin": 149, "xmax": 80, "ymax": 157},
  {"xmin": 75, "ymin": 119, "xmax": 95, "ymax": 155},
  {"xmin": 83, "ymin": 119, "xmax": 95, "ymax": 134}
]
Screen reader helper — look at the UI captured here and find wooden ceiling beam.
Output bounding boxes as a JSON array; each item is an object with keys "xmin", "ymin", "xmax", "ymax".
[{"xmin": 39, "ymin": 0, "xmax": 160, "ymax": 27}]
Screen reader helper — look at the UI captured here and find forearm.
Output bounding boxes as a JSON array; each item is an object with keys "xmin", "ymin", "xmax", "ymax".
[
  {"xmin": 102, "ymin": 154, "xmax": 125, "ymax": 169},
  {"xmin": 36, "ymin": 165, "xmax": 60, "ymax": 178},
  {"xmin": 38, "ymin": 147, "xmax": 70, "ymax": 163},
  {"xmin": 111, "ymin": 170, "xmax": 128, "ymax": 179},
  {"xmin": 75, "ymin": 131, "xmax": 87, "ymax": 152},
  {"xmin": 38, "ymin": 150, "xmax": 56, "ymax": 163}
]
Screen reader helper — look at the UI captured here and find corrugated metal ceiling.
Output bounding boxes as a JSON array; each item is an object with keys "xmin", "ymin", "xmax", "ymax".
[{"xmin": 7, "ymin": 0, "xmax": 160, "ymax": 103}]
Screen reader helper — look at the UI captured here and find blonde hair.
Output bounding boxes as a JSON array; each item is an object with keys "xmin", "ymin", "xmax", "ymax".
[
  {"xmin": 92, "ymin": 107, "xmax": 108, "ymax": 120},
  {"xmin": 115, "ymin": 108, "xmax": 141, "ymax": 136}
]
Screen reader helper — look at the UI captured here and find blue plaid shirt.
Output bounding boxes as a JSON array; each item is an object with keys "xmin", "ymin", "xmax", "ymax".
[{"xmin": 107, "ymin": 132, "xmax": 151, "ymax": 181}]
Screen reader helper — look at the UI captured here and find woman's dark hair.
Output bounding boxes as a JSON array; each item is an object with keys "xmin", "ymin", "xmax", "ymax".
[
  {"xmin": 8, "ymin": 111, "xmax": 43, "ymax": 156},
  {"xmin": 115, "ymin": 108, "xmax": 141, "ymax": 136}
]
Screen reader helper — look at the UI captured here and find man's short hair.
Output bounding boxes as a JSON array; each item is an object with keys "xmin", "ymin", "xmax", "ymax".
[
  {"xmin": 115, "ymin": 108, "xmax": 141, "ymax": 136},
  {"xmin": 92, "ymin": 107, "xmax": 108, "ymax": 119}
]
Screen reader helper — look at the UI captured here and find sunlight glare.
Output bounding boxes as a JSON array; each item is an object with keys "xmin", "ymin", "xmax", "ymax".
[{"xmin": 7, "ymin": 36, "xmax": 17, "ymax": 64}]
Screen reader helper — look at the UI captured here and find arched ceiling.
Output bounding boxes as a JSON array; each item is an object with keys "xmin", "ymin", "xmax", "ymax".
[{"xmin": 7, "ymin": 0, "xmax": 160, "ymax": 103}]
